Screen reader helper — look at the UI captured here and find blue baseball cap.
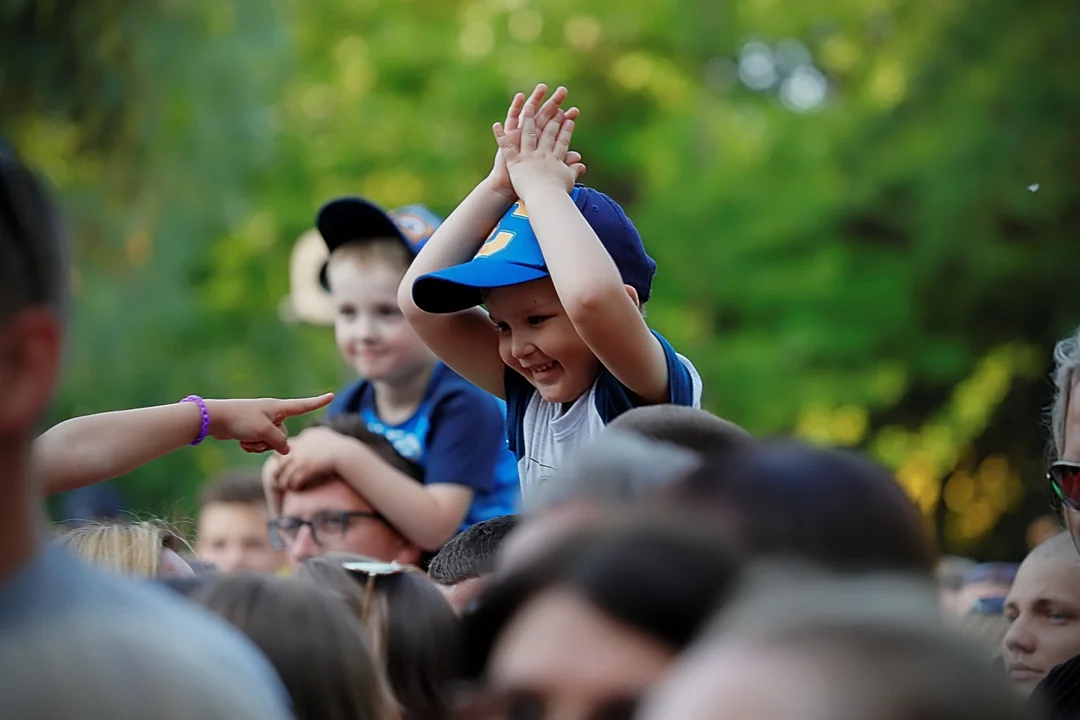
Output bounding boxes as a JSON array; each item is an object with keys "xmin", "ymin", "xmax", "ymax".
[
  {"xmin": 412, "ymin": 185, "xmax": 656, "ymax": 314},
  {"xmin": 316, "ymin": 197, "xmax": 443, "ymax": 289}
]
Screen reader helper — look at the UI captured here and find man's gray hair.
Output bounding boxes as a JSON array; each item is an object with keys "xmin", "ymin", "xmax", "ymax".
[
  {"xmin": 1051, "ymin": 326, "xmax": 1080, "ymax": 459},
  {"xmin": 524, "ymin": 429, "xmax": 701, "ymax": 514}
]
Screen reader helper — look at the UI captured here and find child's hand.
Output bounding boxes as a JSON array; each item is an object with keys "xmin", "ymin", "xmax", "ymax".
[
  {"xmin": 494, "ymin": 95, "xmax": 582, "ymax": 197},
  {"xmin": 204, "ymin": 393, "xmax": 334, "ymax": 455},
  {"xmin": 265, "ymin": 425, "xmax": 355, "ymax": 493},
  {"xmin": 488, "ymin": 84, "xmax": 584, "ymax": 199}
]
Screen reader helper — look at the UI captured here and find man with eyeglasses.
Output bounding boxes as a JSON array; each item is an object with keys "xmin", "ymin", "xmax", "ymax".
[
  {"xmin": 0, "ymin": 144, "xmax": 291, "ymax": 717},
  {"xmin": 1031, "ymin": 325, "xmax": 1080, "ymax": 719},
  {"xmin": 264, "ymin": 415, "xmax": 424, "ymax": 570}
]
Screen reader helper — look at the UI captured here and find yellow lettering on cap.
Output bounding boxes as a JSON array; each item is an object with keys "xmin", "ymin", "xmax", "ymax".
[
  {"xmin": 512, "ymin": 202, "xmax": 529, "ymax": 218},
  {"xmin": 476, "ymin": 230, "xmax": 514, "ymax": 258}
]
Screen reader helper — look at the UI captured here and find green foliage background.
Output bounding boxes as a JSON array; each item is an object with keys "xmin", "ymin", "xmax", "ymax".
[{"xmin": 3, "ymin": 0, "xmax": 1077, "ymax": 557}]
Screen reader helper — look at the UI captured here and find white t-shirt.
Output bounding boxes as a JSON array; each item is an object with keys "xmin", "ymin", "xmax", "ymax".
[{"xmin": 504, "ymin": 331, "xmax": 703, "ymax": 503}]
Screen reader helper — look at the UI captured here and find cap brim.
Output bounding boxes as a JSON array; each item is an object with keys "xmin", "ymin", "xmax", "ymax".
[
  {"xmin": 316, "ymin": 197, "xmax": 407, "ymax": 253},
  {"xmin": 413, "ymin": 262, "xmax": 549, "ymax": 314}
]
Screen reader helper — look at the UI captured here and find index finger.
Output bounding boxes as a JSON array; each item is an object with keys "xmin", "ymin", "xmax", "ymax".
[
  {"xmin": 535, "ymin": 86, "xmax": 568, "ymax": 129},
  {"xmin": 274, "ymin": 393, "xmax": 334, "ymax": 421},
  {"xmin": 505, "ymin": 92, "xmax": 525, "ymax": 132}
]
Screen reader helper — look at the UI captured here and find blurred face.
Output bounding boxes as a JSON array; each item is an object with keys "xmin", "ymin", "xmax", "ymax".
[
  {"xmin": 279, "ymin": 478, "xmax": 419, "ymax": 571},
  {"xmin": 955, "ymin": 580, "xmax": 1012, "ymax": 616},
  {"xmin": 196, "ymin": 502, "xmax": 284, "ymax": 574},
  {"xmin": 158, "ymin": 548, "xmax": 195, "ymax": 578},
  {"xmin": 485, "ymin": 278, "xmax": 601, "ymax": 404},
  {"xmin": 438, "ymin": 576, "xmax": 487, "ymax": 616},
  {"xmin": 1003, "ymin": 555, "xmax": 1080, "ymax": 695},
  {"xmin": 638, "ymin": 642, "xmax": 829, "ymax": 720},
  {"xmin": 328, "ymin": 257, "xmax": 434, "ymax": 383},
  {"xmin": 481, "ymin": 587, "xmax": 674, "ymax": 720}
]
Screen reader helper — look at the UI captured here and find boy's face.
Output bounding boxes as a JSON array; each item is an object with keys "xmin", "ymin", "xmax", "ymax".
[
  {"xmin": 196, "ymin": 501, "xmax": 284, "ymax": 574},
  {"xmin": 485, "ymin": 277, "xmax": 602, "ymax": 404},
  {"xmin": 328, "ymin": 257, "xmax": 435, "ymax": 384}
]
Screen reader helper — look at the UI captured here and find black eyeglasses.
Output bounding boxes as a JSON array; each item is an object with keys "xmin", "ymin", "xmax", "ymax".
[
  {"xmin": 1049, "ymin": 461, "xmax": 1080, "ymax": 511},
  {"xmin": 268, "ymin": 510, "xmax": 384, "ymax": 550}
]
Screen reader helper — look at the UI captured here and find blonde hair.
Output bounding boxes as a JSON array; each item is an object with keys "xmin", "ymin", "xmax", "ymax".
[
  {"xmin": 57, "ymin": 520, "xmax": 188, "ymax": 578},
  {"xmin": 327, "ymin": 238, "xmax": 412, "ymax": 281}
]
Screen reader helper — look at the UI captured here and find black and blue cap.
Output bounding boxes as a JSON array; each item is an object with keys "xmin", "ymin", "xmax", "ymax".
[
  {"xmin": 316, "ymin": 196, "xmax": 443, "ymax": 289},
  {"xmin": 412, "ymin": 185, "xmax": 656, "ymax": 314}
]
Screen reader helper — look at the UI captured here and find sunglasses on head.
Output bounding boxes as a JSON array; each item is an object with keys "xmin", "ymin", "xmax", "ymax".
[{"xmin": 1048, "ymin": 461, "xmax": 1080, "ymax": 510}]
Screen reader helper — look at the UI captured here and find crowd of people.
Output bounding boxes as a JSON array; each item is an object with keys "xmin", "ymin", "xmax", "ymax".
[{"xmin": 3, "ymin": 84, "xmax": 1080, "ymax": 719}]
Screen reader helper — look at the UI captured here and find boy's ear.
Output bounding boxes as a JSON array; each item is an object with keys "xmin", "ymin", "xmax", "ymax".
[{"xmin": 624, "ymin": 284, "xmax": 640, "ymax": 308}]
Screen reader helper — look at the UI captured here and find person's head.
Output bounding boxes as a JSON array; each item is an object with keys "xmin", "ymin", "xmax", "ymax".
[
  {"xmin": 958, "ymin": 599, "xmax": 1011, "ymax": 660},
  {"xmin": 195, "ymin": 469, "xmax": 284, "ymax": 574},
  {"xmin": 319, "ymin": 198, "xmax": 441, "ymax": 385},
  {"xmin": 665, "ymin": 441, "xmax": 936, "ymax": 576},
  {"xmin": 428, "ymin": 515, "xmax": 520, "ymax": 615},
  {"xmin": 955, "ymin": 562, "xmax": 1018, "ymax": 617},
  {"xmin": 457, "ymin": 515, "xmax": 739, "ymax": 720},
  {"xmin": 0, "ymin": 142, "xmax": 68, "ymax": 487},
  {"xmin": 273, "ymin": 416, "xmax": 424, "ymax": 570},
  {"xmin": 1003, "ymin": 532, "xmax": 1080, "ymax": 696},
  {"xmin": 192, "ymin": 573, "xmax": 395, "ymax": 720},
  {"xmin": 640, "ymin": 569, "xmax": 1026, "ymax": 720},
  {"xmin": 56, "ymin": 520, "xmax": 194, "ymax": 578},
  {"xmin": 936, "ymin": 555, "xmax": 978, "ymax": 617},
  {"xmin": 299, "ymin": 553, "xmax": 459, "ymax": 720},
  {"xmin": 412, "ymin": 187, "xmax": 655, "ymax": 404},
  {"xmin": 604, "ymin": 405, "xmax": 756, "ymax": 455},
  {"xmin": 1048, "ymin": 326, "xmax": 1080, "ymax": 551}
]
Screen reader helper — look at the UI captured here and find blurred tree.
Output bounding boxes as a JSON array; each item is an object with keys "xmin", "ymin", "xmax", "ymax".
[{"xmin": 5, "ymin": 0, "xmax": 1077, "ymax": 556}]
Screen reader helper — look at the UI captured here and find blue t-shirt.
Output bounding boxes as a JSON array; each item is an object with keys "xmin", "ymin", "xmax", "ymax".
[
  {"xmin": 503, "ymin": 330, "xmax": 703, "ymax": 501},
  {"xmin": 327, "ymin": 362, "xmax": 520, "ymax": 527}
]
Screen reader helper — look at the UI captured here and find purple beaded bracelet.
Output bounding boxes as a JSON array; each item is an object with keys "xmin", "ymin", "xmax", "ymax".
[{"xmin": 180, "ymin": 395, "xmax": 210, "ymax": 446}]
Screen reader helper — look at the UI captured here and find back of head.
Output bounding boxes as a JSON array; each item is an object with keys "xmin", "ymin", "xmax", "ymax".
[
  {"xmin": 56, "ymin": 521, "xmax": 185, "ymax": 578},
  {"xmin": 299, "ymin": 553, "xmax": 459, "ymax": 720},
  {"xmin": 193, "ymin": 573, "xmax": 392, "ymax": 720},
  {"xmin": 313, "ymin": 415, "xmax": 423, "ymax": 481},
  {"xmin": 650, "ymin": 568, "xmax": 1027, "ymax": 720},
  {"xmin": 428, "ymin": 515, "xmax": 520, "ymax": 586},
  {"xmin": 667, "ymin": 441, "xmax": 935, "ymax": 575},
  {"xmin": 0, "ymin": 139, "xmax": 69, "ymax": 324},
  {"xmin": 605, "ymin": 405, "xmax": 755, "ymax": 455},
  {"xmin": 198, "ymin": 469, "xmax": 267, "ymax": 510},
  {"xmin": 462, "ymin": 514, "xmax": 739, "ymax": 679},
  {"xmin": 527, "ymin": 430, "xmax": 700, "ymax": 514}
]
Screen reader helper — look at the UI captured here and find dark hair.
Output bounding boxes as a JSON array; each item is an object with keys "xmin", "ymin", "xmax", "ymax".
[
  {"xmin": 605, "ymin": 405, "xmax": 755, "ymax": 455},
  {"xmin": 299, "ymin": 554, "xmax": 460, "ymax": 720},
  {"xmin": 0, "ymin": 140, "xmax": 69, "ymax": 322},
  {"xmin": 158, "ymin": 574, "xmax": 213, "ymax": 598},
  {"xmin": 460, "ymin": 515, "xmax": 739, "ymax": 679},
  {"xmin": 192, "ymin": 574, "xmax": 393, "ymax": 720},
  {"xmin": 667, "ymin": 441, "xmax": 935, "ymax": 575},
  {"xmin": 428, "ymin": 515, "xmax": 520, "ymax": 586},
  {"xmin": 198, "ymin": 469, "xmax": 267, "ymax": 510},
  {"xmin": 313, "ymin": 415, "xmax": 424, "ymax": 481}
]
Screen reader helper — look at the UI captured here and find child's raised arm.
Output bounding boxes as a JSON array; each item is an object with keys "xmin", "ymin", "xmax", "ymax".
[
  {"xmin": 496, "ymin": 103, "xmax": 671, "ymax": 403},
  {"xmin": 399, "ymin": 84, "xmax": 583, "ymax": 399},
  {"xmin": 37, "ymin": 394, "xmax": 333, "ymax": 496}
]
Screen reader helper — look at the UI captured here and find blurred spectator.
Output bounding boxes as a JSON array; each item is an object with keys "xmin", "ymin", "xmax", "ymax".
[
  {"xmin": 265, "ymin": 416, "xmax": 425, "ymax": 570},
  {"xmin": 1003, "ymin": 533, "xmax": 1080, "ymax": 698},
  {"xmin": 664, "ymin": 441, "xmax": 935, "ymax": 575},
  {"xmin": 195, "ymin": 469, "xmax": 284, "ymax": 574},
  {"xmin": 193, "ymin": 574, "xmax": 395, "ymax": 720},
  {"xmin": 957, "ymin": 563, "xmax": 1019, "ymax": 617},
  {"xmin": 1029, "ymin": 516, "xmax": 1065, "ymax": 551},
  {"xmin": 638, "ymin": 567, "xmax": 1027, "ymax": 720},
  {"xmin": 604, "ymin": 404, "xmax": 755, "ymax": 455},
  {"xmin": 0, "ymin": 140, "xmax": 290, "ymax": 717},
  {"xmin": 428, "ymin": 514, "xmax": 519, "ymax": 615},
  {"xmin": 958, "ymin": 596, "xmax": 1010, "ymax": 662},
  {"xmin": 937, "ymin": 554, "xmax": 978, "ymax": 617},
  {"xmin": 56, "ymin": 520, "xmax": 194, "ymax": 578},
  {"xmin": 456, "ymin": 515, "xmax": 738, "ymax": 720},
  {"xmin": 300, "ymin": 553, "xmax": 459, "ymax": 720}
]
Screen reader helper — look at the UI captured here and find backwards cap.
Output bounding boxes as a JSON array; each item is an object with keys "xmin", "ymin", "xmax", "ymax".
[{"xmin": 412, "ymin": 185, "xmax": 655, "ymax": 314}]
